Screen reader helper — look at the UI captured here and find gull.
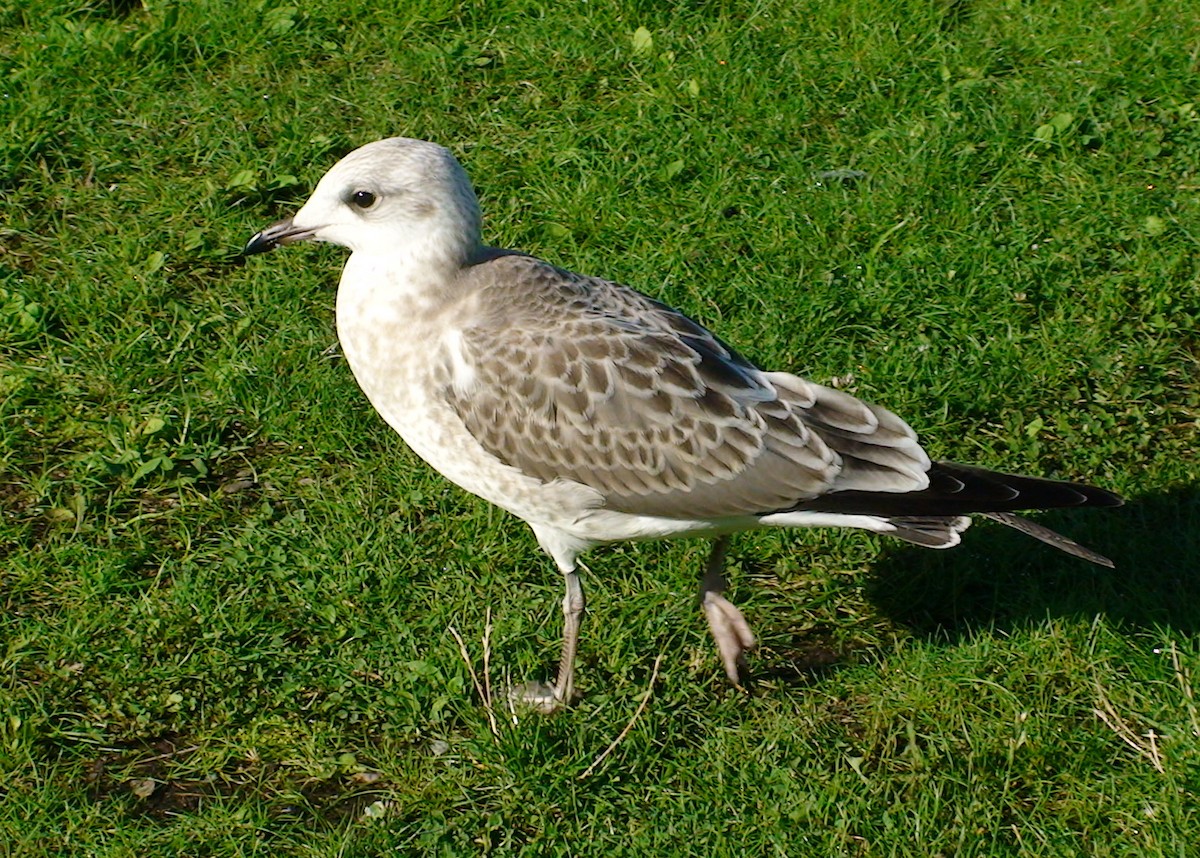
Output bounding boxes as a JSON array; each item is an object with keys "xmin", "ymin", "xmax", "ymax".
[{"xmin": 244, "ymin": 137, "xmax": 1122, "ymax": 711}]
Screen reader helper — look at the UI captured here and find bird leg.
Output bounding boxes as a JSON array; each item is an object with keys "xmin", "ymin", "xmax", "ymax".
[
  {"xmin": 553, "ymin": 569, "xmax": 585, "ymax": 705},
  {"xmin": 700, "ymin": 536, "xmax": 756, "ymax": 686},
  {"xmin": 510, "ymin": 569, "xmax": 584, "ymax": 714}
]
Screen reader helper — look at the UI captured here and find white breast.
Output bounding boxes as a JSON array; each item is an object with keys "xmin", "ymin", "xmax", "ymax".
[{"xmin": 333, "ymin": 257, "xmax": 604, "ymax": 533}]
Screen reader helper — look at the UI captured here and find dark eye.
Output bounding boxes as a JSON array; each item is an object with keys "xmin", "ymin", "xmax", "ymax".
[{"xmin": 350, "ymin": 190, "xmax": 377, "ymax": 209}]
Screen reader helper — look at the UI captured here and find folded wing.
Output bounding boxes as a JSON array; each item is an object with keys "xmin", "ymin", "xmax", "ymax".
[{"xmin": 446, "ymin": 255, "xmax": 932, "ymax": 520}]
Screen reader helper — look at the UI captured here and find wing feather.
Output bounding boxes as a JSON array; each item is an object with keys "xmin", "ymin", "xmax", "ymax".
[{"xmin": 444, "ymin": 254, "xmax": 930, "ymax": 519}]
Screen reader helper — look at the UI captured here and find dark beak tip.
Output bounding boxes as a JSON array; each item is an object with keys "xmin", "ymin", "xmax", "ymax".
[
  {"xmin": 241, "ymin": 217, "xmax": 305, "ymax": 257},
  {"xmin": 242, "ymin": 230, "xmax": 278, "ymax": 257}
]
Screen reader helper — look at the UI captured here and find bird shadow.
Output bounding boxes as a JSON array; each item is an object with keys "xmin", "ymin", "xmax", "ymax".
[
  {"xmin": 864, "ymin": 484, "xmax": 1200, "ymax": 641},
  {"xmin": 743, "ymin": 485, "xmax": 1197, "ymax": 689}
]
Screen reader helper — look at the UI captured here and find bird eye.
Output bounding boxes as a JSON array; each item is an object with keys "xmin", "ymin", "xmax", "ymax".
[{"xmin": 350, "ymin": 190, "xmax": 377, "ymax": 209}]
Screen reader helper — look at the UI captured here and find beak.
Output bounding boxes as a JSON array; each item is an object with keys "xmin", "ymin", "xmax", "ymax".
[{"xmin": 242, "ymin": 217, "xmax": 318, "ymax": 256}]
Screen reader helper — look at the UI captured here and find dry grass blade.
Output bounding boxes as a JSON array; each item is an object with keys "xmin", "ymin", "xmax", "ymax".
[
  {"xmin": 482, "ymin": 606, "xmax": 494, "ymax": 728},
  {"xmin": 448, "ymin": 612, "xmax": 500, "ymax": 741},
  {"xmin": 1168, "ymin": 641, "xmax": 1200, "ymax": 738},
  {"xmin": 579, "ymin": 653, "xmax": 664, "ymax": 780},
  {"xmin": 1092, "ymin": 680, "xmax": 1165, "ymax": 773}
]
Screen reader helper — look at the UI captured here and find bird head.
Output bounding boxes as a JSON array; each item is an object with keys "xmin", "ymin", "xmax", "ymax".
[{"xmin": 243, "ymin": 137, "xmax": 483, "ymax": 265}]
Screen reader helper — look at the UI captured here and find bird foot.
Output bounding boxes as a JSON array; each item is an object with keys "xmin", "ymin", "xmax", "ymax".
[
  {"xmin": 506, "ymin": 680, "xmax": 572, "ymax": 715},
  {"xmin": 702, "ymin": 591, "xmax": 756, "ymax": 686}
]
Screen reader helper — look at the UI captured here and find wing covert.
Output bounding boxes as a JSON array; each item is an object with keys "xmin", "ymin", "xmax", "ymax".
[{"xmin": 445, "ymin": 255, "xmax": 926, "ymax": 519}]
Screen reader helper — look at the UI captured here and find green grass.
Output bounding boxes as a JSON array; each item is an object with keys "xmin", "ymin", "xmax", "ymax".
[{"xmin": 2, "ymin": 0, "xmax": 1198, "ymax": 854}]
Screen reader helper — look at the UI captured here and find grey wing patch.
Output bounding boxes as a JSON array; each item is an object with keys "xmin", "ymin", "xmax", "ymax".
[
  {"xmin": 446, "ymin": 255, "xmax": 930, "ymax": 519},
  {"xmin": 770, "ymin": 374, "xmax": 931, "ymax": 493}
]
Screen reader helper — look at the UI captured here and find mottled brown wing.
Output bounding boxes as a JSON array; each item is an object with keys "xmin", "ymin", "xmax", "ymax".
[{"xmin": 446, "ymin": 254, "xmax": 928, "ymax": 519}]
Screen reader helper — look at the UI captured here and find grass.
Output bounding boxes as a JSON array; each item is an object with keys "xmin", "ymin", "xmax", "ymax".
[{"xmin": 2, "ymin": 0, "xmax": 1198, "ymax": 854}]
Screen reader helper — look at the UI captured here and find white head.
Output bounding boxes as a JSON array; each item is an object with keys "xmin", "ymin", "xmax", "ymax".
[{"xmin": 244, "ymin": 137, "xmax": 483, "ymax": 267}]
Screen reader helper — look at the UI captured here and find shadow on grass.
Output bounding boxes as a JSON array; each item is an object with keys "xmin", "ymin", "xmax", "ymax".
[{"xmin": 865, "ymin": 485, "xmax": 1200, "ymax": 640}]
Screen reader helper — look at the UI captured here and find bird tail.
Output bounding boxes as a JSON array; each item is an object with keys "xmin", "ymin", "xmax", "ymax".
[
  {"xmin": 979, "ymin": 511, "xmax": 1115, "ymax": 568},
  {"xmin": 794, "ymin": 461, "xmax": 1122, "ymax": 566}
]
